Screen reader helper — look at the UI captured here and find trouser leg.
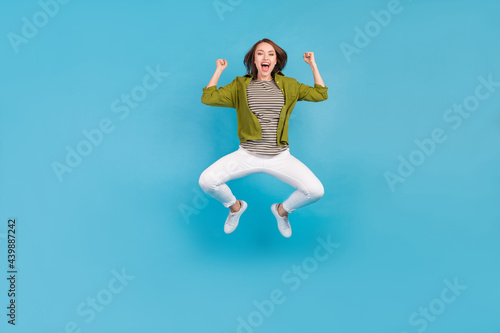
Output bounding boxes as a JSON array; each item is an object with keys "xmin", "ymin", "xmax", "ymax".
[
  {"xmin": 263, "ymin": 150, "xmax": 324, "ymax": 214},
  {"xmin": 198, "ymin": 147, "xmax": 262, "ymax": 208}
]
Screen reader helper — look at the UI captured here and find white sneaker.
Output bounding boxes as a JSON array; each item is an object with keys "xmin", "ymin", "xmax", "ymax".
[
  {"xmin": 224, "ymin": 200, "xmax": 247, "ymax": 234},
  {"xmin": 271, "ymin": 203, "xmax": 292, "ymax": 238}
]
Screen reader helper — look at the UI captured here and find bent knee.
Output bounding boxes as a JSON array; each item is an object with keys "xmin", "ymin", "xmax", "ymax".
[
  {"xmin": 199, "ymin": 169, "xmax": 223, "ymax": 192},
  {"xmin": 307, "ymin": 181, "xmax": 324, "ymax": 201},
  {"xmin": 198, "ymin": 171, "xmax": 213, "ymax": 192}
]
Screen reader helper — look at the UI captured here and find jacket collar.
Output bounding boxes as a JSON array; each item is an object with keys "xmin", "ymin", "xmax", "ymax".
[{"xmin": 244, "ymin": 70, "xmax": 285, "ymax": 78}]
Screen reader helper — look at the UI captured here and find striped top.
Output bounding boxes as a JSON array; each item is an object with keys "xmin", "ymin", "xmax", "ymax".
[{"xmin": 240, "ymin": 79, "xmax": 289, "ymax": 156}]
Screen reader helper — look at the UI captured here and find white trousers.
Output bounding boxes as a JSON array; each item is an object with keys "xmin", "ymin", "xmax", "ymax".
[{"xmin": 198, "ymin": 146, "xmax": 324, "ymax": 213}]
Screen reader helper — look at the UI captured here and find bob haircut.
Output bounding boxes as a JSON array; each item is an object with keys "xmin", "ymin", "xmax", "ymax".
[{"xmin": 243, "ymin": 38, "xmax": 287, "ymax": 79}]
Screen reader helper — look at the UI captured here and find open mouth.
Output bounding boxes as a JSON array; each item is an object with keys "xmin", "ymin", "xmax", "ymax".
[{"xmin": 261, "ymin": 62, "xmax": 270, "ymax": 71}]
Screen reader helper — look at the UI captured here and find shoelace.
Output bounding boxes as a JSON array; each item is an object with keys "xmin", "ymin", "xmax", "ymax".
[{"xmin": 279, "ymin": 220, "xmax": 290, "ymax": 228}]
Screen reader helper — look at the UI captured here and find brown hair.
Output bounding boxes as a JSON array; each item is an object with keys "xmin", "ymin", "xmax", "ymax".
[{"xmin": 243, "ymin": 38, "xmax": 287, "ymax": 79}]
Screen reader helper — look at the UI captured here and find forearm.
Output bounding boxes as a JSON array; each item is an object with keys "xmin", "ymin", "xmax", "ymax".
[
  {"xmin": 310, "ymin": 63, "xmax": 325, "ymax": 87},
  {"xmin": 206, "ymin": 69, "xmax": 224, "ymax": 88}
]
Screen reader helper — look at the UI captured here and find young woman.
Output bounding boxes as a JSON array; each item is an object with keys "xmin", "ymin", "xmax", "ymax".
[{"xmin": 199, "ymin": 38, "xmax": 328, "ymax": 238}]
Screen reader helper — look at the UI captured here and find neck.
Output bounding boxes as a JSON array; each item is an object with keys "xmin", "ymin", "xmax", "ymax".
[{"xmin": 256, "ymin": 73, "xmax": 273, "ymax": 81}]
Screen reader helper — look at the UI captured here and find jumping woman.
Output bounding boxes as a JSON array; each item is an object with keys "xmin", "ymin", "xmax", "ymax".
[{"xmin": 199, "ymin": 38, "xmax": 328, "ymax": 238}]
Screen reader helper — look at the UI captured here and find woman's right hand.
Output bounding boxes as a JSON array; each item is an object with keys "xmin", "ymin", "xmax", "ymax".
[{"xmin": 216, "ymin": 59, "xmax": 227, "ymax": 72}]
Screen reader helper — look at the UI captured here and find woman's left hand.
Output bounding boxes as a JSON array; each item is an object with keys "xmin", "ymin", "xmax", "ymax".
[{"xmin": 303, "ymin": 52, "xmax": 316, "ymax": 66}]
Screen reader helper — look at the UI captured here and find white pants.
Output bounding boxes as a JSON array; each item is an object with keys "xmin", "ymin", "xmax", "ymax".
[{"xmin": 198, "ymin": 146, "xmax": 324, "ymax": 213}]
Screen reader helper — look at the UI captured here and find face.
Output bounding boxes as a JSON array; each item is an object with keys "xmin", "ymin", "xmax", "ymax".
[{"xmin": 254, "ymin": 42, "xmax": 277, "ymax": 78}]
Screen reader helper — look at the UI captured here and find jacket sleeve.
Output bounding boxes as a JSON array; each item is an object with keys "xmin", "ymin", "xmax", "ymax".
[
  {"xmin": 297, "ymin": 82, "xmax": 328, "ymax": 102},
  {"xmin": 201, "ymin": 78, "xmax": 237, "ymax": 108}
]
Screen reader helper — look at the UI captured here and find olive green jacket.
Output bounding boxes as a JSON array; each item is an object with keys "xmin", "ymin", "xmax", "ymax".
[{"xmin": 201, "ymin": 71, "xmax": 328, "ymax": 146}]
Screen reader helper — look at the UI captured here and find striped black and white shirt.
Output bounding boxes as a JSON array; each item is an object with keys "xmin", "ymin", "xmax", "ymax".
[{"xmin": 240, "ymin": 79, "xmax": 289, "ymax": 156}]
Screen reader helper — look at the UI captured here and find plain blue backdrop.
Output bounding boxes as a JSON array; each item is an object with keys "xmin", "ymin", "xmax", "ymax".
[{"xmin": 1, "ymin": 0, "xmax": 499, "ymax": 332}]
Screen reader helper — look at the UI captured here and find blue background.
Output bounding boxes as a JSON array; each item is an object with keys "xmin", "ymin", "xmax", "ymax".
[{"xmin": 1, "ymin": 0, "xmax": 499, "ymax": 332}]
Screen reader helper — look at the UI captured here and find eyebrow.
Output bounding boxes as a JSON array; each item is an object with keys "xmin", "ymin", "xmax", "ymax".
[{"xmin": 256, "ymin": 49, "xmax": 275, "ymax": 53}]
